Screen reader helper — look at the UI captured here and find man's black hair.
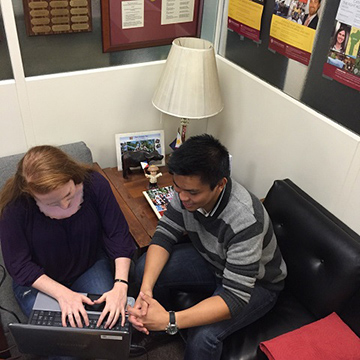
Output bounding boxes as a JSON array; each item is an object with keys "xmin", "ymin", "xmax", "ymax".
[{"xmin": 168, "ymin": 134, "xmax": 230, "ymax": 190}]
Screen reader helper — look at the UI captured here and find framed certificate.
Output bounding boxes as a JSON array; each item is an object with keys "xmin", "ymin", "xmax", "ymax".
[{"xmin": 101, "ymin": 0, "xmax": 204, "ymax": 52}]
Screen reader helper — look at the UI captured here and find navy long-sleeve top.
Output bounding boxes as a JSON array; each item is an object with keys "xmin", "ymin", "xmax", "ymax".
[{"xmin": 0, "ymin": 171, "xmax": 136, "ymax": 287}]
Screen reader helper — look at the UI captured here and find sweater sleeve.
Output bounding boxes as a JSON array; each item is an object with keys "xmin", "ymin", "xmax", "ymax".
[
  {"xmin": 90, "ymin": 172, "xmax": 136, "ymax": 259},
  {"xmin": 150, "ymin": 193, "xmax": 186, "ymax": 253},
  {"xmin": 218, "ymin": 219, "xmax": 265, "ymax": 317},
  {"xmin": 0, "ymin": 201, "xmax": 45, "ymax": 286},
  {"xmin": 216, "ymin": 190, "xmax": 286, "ymax": 317}
]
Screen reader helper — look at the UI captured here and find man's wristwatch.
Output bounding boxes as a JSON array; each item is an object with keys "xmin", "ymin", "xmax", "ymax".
[{"xmin": 165, "ymin": 311, "xmax": 178, "ymax": 335}]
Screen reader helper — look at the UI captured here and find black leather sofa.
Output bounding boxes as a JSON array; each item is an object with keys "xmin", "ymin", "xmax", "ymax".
[{"xmin": 172, "ymin": 179, "xmax": 360, "ymax": 360}]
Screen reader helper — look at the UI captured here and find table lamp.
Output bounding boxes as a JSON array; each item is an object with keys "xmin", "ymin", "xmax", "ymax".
[{"xmin": 152, "ymin": 37, "xmax": 224, "ymax": 146}]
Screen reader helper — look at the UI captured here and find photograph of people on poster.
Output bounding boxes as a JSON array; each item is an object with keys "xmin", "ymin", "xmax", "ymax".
[
  {"xmin": 302, "ymin": 0, "xmax": 321, "ymax": 29},
  {"xmin": 273, "ymin": 0, "xmax": 321, "ymax": 29},
  {"xmin": 323, "ymin": 0, "xmax": 360, "ymax": 91},
  {"xmin": 269, "ymin": 0, "xmax": 322, "ymax": 65},
  {"xmin": 330, "ymin": 24, "xmax": 351, "ymax": 54},
  {"xmin": 324, "ymin": 21, "xmax": 360, "ymax": 90}
]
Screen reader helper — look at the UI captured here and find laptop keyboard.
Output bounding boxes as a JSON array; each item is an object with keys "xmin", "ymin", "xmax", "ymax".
[{"xmin": 29, "ymin": 310, "xmax": 130, "ymax": 332}]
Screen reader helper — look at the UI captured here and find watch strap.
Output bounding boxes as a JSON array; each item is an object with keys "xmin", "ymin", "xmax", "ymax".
[
  {"xmin": 169, "ymin": 311, "xmax": 176, "ymax": 325},
  {"xmin": 165, "ymin": 311, "xmax": 178, "ymax": 335}
]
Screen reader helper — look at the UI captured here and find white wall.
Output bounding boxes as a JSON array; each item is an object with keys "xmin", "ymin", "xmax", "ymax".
[
  {"xmin": 209, "ymin": 57, "xmax": 360, "ymax": 234},
  {"xmin": 0, "ymin": 81, "xmax": 27, "ymax": 156},
  {"xmin": 0, "ymin": 62, "xmax": 208, "ymax": 167}
]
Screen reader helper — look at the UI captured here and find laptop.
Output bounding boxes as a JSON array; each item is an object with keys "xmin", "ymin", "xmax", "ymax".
[{"xmin": 9, "ymin": 292, "xmax": 134, "ymax": 359}]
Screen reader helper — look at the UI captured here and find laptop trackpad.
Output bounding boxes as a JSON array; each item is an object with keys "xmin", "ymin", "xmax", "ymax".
[{"xmin": 32, "ymin": 292, "xmax": 62, "ymax": 312}]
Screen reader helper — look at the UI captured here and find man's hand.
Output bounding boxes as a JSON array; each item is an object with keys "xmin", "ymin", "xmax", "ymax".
[
  {"xmin": 128, "ymin": 292, "xmax": 168, "ymax": 332},
  {"xmin": 128, "ymin": 290, "xmax": 151, "ymax": 334},
  {"xmin": 93, "ymin": 282, "xmax": 128, "ymax": 329}
]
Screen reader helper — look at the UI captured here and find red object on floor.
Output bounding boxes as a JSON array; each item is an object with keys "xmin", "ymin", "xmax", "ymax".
[{"xmin": 259, "ymin": 312, "xmax": 360, "ymax": 360}]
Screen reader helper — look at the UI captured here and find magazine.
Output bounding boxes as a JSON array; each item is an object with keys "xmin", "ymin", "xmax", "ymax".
[{"xmin": 142, "ymin": 185, "xmax": 175, "ymax": 219}]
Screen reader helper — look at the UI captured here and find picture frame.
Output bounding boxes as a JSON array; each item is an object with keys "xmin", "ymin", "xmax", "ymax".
[
  {"xmin": 115, "ymin": 130, "xmax": 166, "ymax": 171},
  {"xmin": 100, "ymin": 0, "xmax": 204, "ymax": 52}
]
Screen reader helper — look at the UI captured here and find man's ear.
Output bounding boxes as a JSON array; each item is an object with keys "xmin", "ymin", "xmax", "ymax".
[{"xmin": 218, "ymin": 178, "xmax": 228, "ymax": 192}]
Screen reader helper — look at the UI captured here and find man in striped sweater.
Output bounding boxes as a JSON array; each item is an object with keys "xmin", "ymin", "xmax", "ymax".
[{"xmin": 128, "ymin": 134, "xmax": 287, "ymax": 360}]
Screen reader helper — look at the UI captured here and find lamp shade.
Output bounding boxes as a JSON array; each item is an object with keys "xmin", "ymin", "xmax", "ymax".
[{"xmin": 152, "ymin": 37, "xmax": 224, "ymax": 119}]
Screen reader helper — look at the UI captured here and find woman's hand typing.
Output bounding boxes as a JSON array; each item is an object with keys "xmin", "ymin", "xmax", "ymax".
[{"xmin": 93, "ymin": 281, "xmax": 128, "ymax": 329}]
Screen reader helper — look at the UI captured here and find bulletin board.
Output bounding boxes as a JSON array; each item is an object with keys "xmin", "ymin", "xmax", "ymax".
[
  {"xmin": 101, "ymin": 0, "xmax": 204, "ymax": 52},
  {"xmin": 220, "ymin": 0, "xmax": 360, "ymax": 136}
]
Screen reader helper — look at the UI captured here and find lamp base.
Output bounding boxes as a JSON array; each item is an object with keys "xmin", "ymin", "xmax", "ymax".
[
  {"xmin": 180, "ymin": 118, "xmax": 190, "ymax": 143},
  {"xmin": 169, "ymin": 118, "xmax": 190, "ymax": 150}
]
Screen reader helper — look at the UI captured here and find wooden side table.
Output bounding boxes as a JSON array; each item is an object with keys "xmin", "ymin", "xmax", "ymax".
[{"xmin": 94, "ymin": 163, "xmax": 173, "ymax": 248}]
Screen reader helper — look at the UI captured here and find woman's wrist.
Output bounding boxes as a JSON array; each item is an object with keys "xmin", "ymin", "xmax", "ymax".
[{"xmin": 114, "ymin": 278, "xmax": 128, "ymax": 286}]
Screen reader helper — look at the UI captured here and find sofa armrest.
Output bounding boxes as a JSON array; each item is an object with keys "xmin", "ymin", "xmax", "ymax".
[{"xmin": 263, "ymin": 179, "xmax": 360, "ymax": 320}]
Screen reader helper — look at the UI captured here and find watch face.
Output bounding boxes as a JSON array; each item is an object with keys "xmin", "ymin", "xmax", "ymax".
[{"xmin": 166, "ymin": 324, "xmax": 178, "ymax": 335}]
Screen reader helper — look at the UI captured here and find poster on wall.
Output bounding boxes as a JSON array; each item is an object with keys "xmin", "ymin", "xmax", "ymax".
[
  {"xmin": 268, "ymin": 0, "xmax": 322, "ymax": 65},
  {"xmin": 322, "ymin": 0, "xmax": 360, "ymax": 91},
  {"xmin": 227, "ymin": 0, "xmax": 265, "ymax": 43},
  {"xmin": 101, "ymin": 0, "xmax": 203, "ymax": 52}
]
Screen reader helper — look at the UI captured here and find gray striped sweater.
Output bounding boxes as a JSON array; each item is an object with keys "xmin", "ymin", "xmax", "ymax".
[{"xmin": 151, "ymin": 178, "xmax": 287, "ymax": 317}]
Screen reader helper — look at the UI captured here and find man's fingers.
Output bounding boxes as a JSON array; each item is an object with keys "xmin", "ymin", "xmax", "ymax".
[
  {"xmin": 139, "ymin": 292, "xmax": 153, "ymax": 311},
  {"xmin": 128, "ymin": 306, "xmax": 143, "ymax": 317},
  {"xmin": 139, "ymin": 291, "xmax": 151, "ymax": 302},
  {"xmin": 128, "ymin": 314, "xmax": 144, "ymax": 328}
]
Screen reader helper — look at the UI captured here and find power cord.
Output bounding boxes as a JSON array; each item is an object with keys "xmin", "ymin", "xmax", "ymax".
[
  {"xmin": 0, "ymin": 264, "xmax": 5, "ymax": 287},
  {"xmin": 129, "ymin": 344, "xmax": 149, "ymax": 359},
  {"xmin": 0, "ymin": 344, "xmax": 16, "ymax": 354}
]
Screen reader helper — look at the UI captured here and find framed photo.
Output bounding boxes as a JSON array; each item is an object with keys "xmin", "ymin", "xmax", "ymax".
[
  {"xmin": 115, "ymin": 130, "xmax": 166, "ymax": 171},
  {"xmin": 101, "ymin": 0, "xmax": 204, "ymax": 52}
]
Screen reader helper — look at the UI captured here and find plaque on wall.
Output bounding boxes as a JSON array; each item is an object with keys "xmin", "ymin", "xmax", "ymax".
[{"xmin": 23, "ymin": 0, "xmax": 92, "ymax": 36}]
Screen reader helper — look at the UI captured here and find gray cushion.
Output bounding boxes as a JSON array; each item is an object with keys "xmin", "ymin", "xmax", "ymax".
[{"xmin": 0, "ymin": 141, "xmax": 93, "ymax": 190}]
